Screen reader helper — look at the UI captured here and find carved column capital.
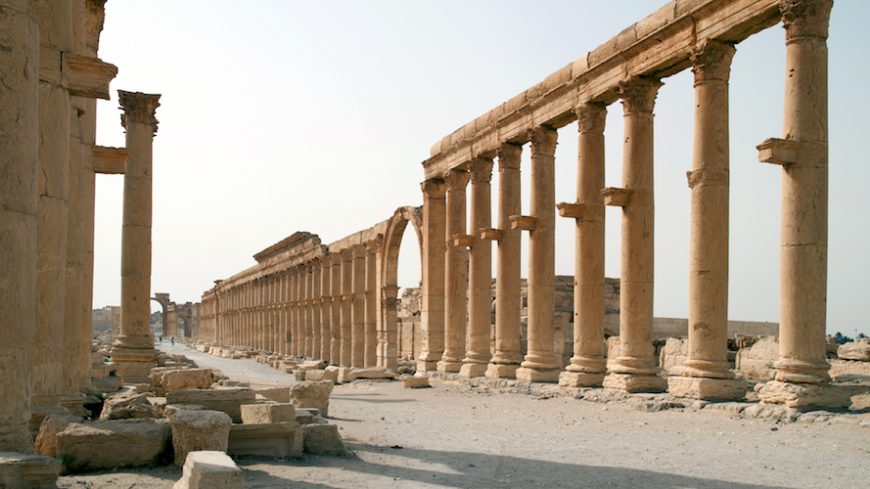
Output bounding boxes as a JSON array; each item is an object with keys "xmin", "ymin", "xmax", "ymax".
[
  {"xmin": 618, "ymin": 77, "xmax": 662, "ymax": 115},
  {"xmin": 421, "ymin": 178, "xmax": 446, "ymax": 199},
  {"xmin": 497, "ymin": 143, "xmax": 522, "ymax": 171},
  {"xmin": 691, "ymin": 40, "xmax": 736, "ymax": 83},
  {"xmin": 780, "ymin": 0, "xmax": 833, "ymax": 41},
  {"xmin": 470, "ymin": 157, "xmax": 494, "ymax": 183},
  {"xmin": 528, "ymin": 126, "xmax": 558, "ymax": 156},
  {"xmin": 118, "ymin": 90, "xmax": 160, "ymax": 133},
  {"xmin": 444, "ymin": 168, "xmax": 471, "ymax": 190},
  {"xmin": 575, "ymin": 102, "xmax": 607, "ymax": 134}
]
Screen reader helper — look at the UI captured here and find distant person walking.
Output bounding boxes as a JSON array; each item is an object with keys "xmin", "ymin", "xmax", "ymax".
[{"xmin": 170, "ymin": 336, "xmax": 175, "ymax": 346}]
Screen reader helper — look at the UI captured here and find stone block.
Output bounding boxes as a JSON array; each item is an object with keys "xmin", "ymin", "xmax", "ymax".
[
  {"xmin": 241, "ymin": 403, "xmax": 295, "ymax": 424},
  {"xmin": 302, "ymin": 424, "xmax": 347, "ymax": 456},
  {"xmin": 602, "ymin": 373, "xmax": 666, "ymax": 393},
  {"xmin": 34, "ymin": 415, "xmax": 83, "ymax": 457},
  {"xmin": 92, "ymin": 373, "xmax": 123, "ymax": 393},
  {"xmin": 515, "ymin": 367, "xmax": 560, "ymax": 383},
  {"xmin": 293, "ymin": 370, "xmax": 307, "ymax": 381},
  {"xmin": 172, "ymin": 451, "xmax": 243, "ymax": 489},
  {"xmin": 0, "ymin": 452, "xmax": 60, "ymax": 489},
  {"xmin": 169, "ymin": 410, "xmax": 232, "ymax": 467},
  {"xmin": 305, "ymin": 369, "xmax": 338, "ymax": 383},
  {"xmin": 295, "ymin": 408, "xmax": 319, "ymax": 425},
  {"xmin": 164, "ymin": 404, "xmax": 205, "ymax": 418},
  {"xmin": 100, "ymin": 391, "xmax": 157, "ymax": 420},
  {"xmin": 227, "ymin": 423, "xmax": 298, "ymax": 458},
  {"xmin": 756, "ymin": 381, "xmax": 852, "ymax": 410},
  {"xmin": 667, "ymin": 376, "xmax": 749, "ymax": 401},
  {"xmin": 166, "ymin": 388, "xmax": 256, "ymax": 423},
  {"xmin": 56, "ymin": 419, "xmax": 171, "ymax": 473},
  {"xmin": 659, "ymin": 338, "xmax": 689, "ymax": 374},
  {"xmin": 347, "ymin": 367, "xmax": 397, "ymax": 381},
  {"xmin": 290, "ymin": 381, "xmax": 334, "ymax": 417},
  {"xmin": 256, "ymin": 386, "xmax": 290, "ymax": 403},
  {"xmin": 401, "ymin": 375, "xmax": 430, "ymax": 389},
  {"xmin": 298, "ymin": 359, "xmax": 328, "ymax": 370},
  {"xmin": 735, "ymin": 336, "xmax": 779, "ymax": 380},
  {"xmin": 829, "ymin": 359, "xmax": 870, "ymax": 381},
  {"xmin": 838, "ymin": 340, "xmax": 870, "ymax": 362}
]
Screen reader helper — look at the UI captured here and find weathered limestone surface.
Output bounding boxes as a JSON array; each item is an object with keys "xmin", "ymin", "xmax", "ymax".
[
  {"xmin": 99, "ymin": 391, "xmax": 156, "ymax": 420},
  {"xmin": 56, "ymin": 419, "xmax": 171, "ymax": 472},
  {"xmin": 168, "ymin": 410, "xmax": 232, "ymax": 467},
  {"xmin": 34, "ymin": 415, "xmax": 83, "ymax": 457},
  {"xmin": 227, "ymin": 423, "xmax": 298, "ymax": 458},
  {"xmin": 172, "ymin": 451, "xmax": 243, "ymax": 489},
  {"xmin": 402, "ymin": 375, "xmax": 431, "ymax": 389},
  {"xmin": 0, "ymin": 452, "xmax": 60, "ymax": 489},
  {"xmin": 289, "ymin": 381, "xmax": 334, "ymax": 417},
  {"xmin": 166, "ymin": 388, "xmax": 255, "ymax": 423},
  {"xmin": 302, "ymin": 424, "xmax": 347, "ymax": 456},
  {"xmin": 241, "ymin": 403, "xmax": 295, "ymax": 424},
  {"xmin": 419, "ymin": 180, "xmax": 446, "ymax": 373},
  {"xmin": 149, "ymin": 368, "xmax": 215, "ymax": 396},
  {"xmin": 838, "ymin": 340, "xmax": 870, "ymax": 362},
  {"xmin": 755, "ymin": 381, "xmax": 850, "ymax": 410},
  {"xmin": 256, "ymin": 386, "xmax": 291, "ymax": 403},
  {"xmin": 735, "ymin": 336, "xmax": 779, "ymax": 380}
]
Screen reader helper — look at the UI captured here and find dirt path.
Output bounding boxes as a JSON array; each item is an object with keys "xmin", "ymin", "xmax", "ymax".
[{"xmin": 59, "ymin": 344, "xmax": 870, "ymax": 488}]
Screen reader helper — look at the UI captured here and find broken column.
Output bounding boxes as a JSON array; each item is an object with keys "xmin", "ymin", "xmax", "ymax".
[
  {"xmin": 111, "ymin": 90, "xmax": 161, "ymax": 383},
  {"xmin": 418, "ymin": 179, "xmax": 447, "ymax": 373},
  {"xmin": 439, "ymin": 169, "xmax": 470, "ymax": 373}
]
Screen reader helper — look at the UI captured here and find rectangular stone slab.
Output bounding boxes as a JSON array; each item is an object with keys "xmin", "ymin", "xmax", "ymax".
[
  {"xmin": 56, "ymin": 419, "xmax": 171, "ymax": 473},
  {"xmin": 166, "ymin": 388, "xmax": 255, "ymax": 423}
]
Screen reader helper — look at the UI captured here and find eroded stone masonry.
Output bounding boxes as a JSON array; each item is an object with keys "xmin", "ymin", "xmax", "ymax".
[{"xmin": 1, "ymin": 0, "xmax": 865, "ymax": 486}]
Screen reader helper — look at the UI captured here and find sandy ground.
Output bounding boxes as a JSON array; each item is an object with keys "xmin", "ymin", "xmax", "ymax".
[{"xmin": 58, "ymin": 343, "xmax": 870, "ymax": 489}]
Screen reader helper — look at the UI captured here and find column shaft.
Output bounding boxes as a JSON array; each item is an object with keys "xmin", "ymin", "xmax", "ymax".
[
  {"xmin": 351, "ymin": 246, "xmax": 366, "ymax": 368},
  {"xmin": 312, "ymin": 261, "xmax": 322, "ymax": 360},
  {"xmin": 364, "ymin": 242, "xmax": 379, "ymax": 367},
  {"xmin": 418, "ymin": 179, "xmax": 447, "ymax": 372},
  {"xmin": 320, "ymin": 257, "xmax": 332, "ymax": 362},
  {"xmin": 330, "ymin": 258, "xmax": 342, "ymax": 364},
  {"xmin": 439, "ymin": 170, "xmax": 470, "ymax": 373},
  {"xmin": 340, "ymin": 251, "xmax": 354, "ymax": 366}
]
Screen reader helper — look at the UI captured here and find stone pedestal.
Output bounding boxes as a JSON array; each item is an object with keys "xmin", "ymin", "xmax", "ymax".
[
  {"xmin": 111, "ymin": 90, "xmax": 160, "ymax": 383},
  {"xmin": 418, "ymin": 179, "xmax": 447, "ymax": 373},
  {"xmin": 560, "ymin": 102, "xmax": 608, "ymax": 388},
  {"xmin": 486, "ymin": 144, "xmax": 523, "ymax": 380},
  {"xmin": 603, "ymin": 78, "xmax": 665, "ymax": 393},
  {"xmin": 439, "ymin": 169, "xmax": 470, "ymax": 373},
  {"xmin": 516, "ymin": 127, "xmax": 560, "ymax": 384}
]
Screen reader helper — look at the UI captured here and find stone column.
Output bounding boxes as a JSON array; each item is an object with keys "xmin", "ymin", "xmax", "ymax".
[
  {"xmin": 303, "ymin": 264, "xmax": 312, "ymax": 357},
  {"xmin": 294, "ymin": 267, "xmax": 303, "ymax": 356},
  {"xmin": 0, "ymin": 0, "xmax": 39, "ymax": 452},
  {"xmin": 460, "ymin": 158, "xmax": 494, "ymax": 378},
  {"xmin": 758, "ymin": 0, "xmax": 838, "ymax": 408},
  {"xmin": 517, "ymin": 127, "xmax": 561, "ymax": 383},
  {"xmin": 560, "ymin": 102, "xmax": 608, "ymax": 388},
  {"xmin": 602, "ymin": 77, "xmax": 665, "ymax": 393},
  {"xmin": 280, "ymin": 272, "xmax": 289, "ymax": 355},
  {"xmin": 111, "ymin": 90, "xmax": 161, "ymax": 383},
  {"xmin": 330, "ymin": 256, "xmax": 342, "ymax": 364},
  {"xmin": 418, "ymin": 179, "xmax": 447, "ymax": 373},
  {"xmin": 340, "ymin": 249, "xmax": 354, "ymax": 366},
  {"xmin": 351, "ymin": 245, "xmax": 366, "ymax": 368},
  {"xmin": 439, "ymin": 169, "xmax": 470, "ymax": 373},
  {"xmin": 486, "ymin": 144, "xmax": 523, "ymax": 379},
  {"xmin": 364, "ymin": 239, "xmax": 380, "ymax": 368},
  {"xmin": 669, "ymin": 41, "xmax": 747, "ymax": 400},
  {"xmin": 33, "ymin": 0, "xmax": 72, "ymax": 419},
  {"xmin": 380, "ymin": 286, "xmax": 400, "ymax": 370},
  {"xmin": 320, "ymin": 256, "xmax": 332, "ymax": 362},
  {"xmin": 311, "ymin": 260, "xmax": 322, "ymax": 360}
]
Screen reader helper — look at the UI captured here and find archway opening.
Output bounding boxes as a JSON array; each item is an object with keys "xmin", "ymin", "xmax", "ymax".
[{"xmin": 382, "ymin": 207, "xmax": 423, "ymax": 363}]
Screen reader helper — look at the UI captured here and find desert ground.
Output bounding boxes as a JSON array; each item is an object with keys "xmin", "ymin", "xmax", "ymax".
[{"xmin": 59, "ymin": 343, "xmax": 870, "ymax": 489}]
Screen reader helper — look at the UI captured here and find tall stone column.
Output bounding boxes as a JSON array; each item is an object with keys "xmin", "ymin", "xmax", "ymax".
[
  {"xmin": 320, "ymin": 256, "xmax": 332, "ymax": 362},
  {"xmin": 280, "ymin": 273, "xmax": 289, "ymax": 354},
  {"xmin": 758, "ymin": 0, "xmax": 838, "ymax": 408},
  {"xmin": 0, "ymin": 0, "xmax": 39, "ymax": 452},
  {"xmin": 418, "ymin": 179, "xmax": 447, "ymax": 373},
  {"xmin": 293, "ymin": 268, "xmax": 302, "ymax": 356},
  {"xmin": 340, "ymin": 249, "xmax": 354, "ymax": 366},
  {"xmin": 560, "ymin": 102, "xmax": 608, "ymax": 388},
  {"xmin": 517, "ymin": 127, "xmax": 561, "ymax": 383},
  {"xmin": 460, "ymin": 158, "xmax": 493, "ymax": 378},
  {"xmin": 303, "ymin": 264, "xmax": 312, "ymax": 357},
  {"xmin": 670, "ymin": 41, "xmax": 747, "ymax": 400},
  {"xmin": 603, "ymin": 77, "xmax": 665, "ymax": 393},
  {"xmin": 486, "ymin": 144, "xmax": 523, "ymax": 379},
  {"xmin": 439, "ymin": 169, "xmax": 470, "ymax": 373},
  {"xmin": 364, "ymin": 239, "xmax": 380, "ymax": 367},
  {"xmin": 330, "ymin": 256, "xmax": 342, "ymax": 364},
  {"xmin": 33, "ymin": 0, "xmax": 72, "ymax": 419},
  {"xmin": 111, "ymin": 90, "xmax": 161, "ymax": 383},
  {"xmin": 311, "ymin": 260, "xmax": 322, "ymax": 360},
  {"xmin": 351, "ymin": 245, "xmax": 366, "ymax": 368},
  {"xmin": 380, "ymin": 286, "xmax": 400, "ymax": 370}
]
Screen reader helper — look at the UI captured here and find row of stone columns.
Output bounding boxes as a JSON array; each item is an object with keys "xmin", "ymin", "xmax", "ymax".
[
  {"xmin": 417, "ymin": 1, "xmax": 833, "ymax": 405},
  {"xmin": 208, "ymin": 240, "xmax": 384, "ymax": 369}
]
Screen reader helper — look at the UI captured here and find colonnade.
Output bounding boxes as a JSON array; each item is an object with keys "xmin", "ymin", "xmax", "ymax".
[
  {"xmin": 417, "ymin": 0, "xmax": 835, "ymax": 405},
  {"xmin": 0, "ymin": 0, "xmax": 161, "ymax": 456}
]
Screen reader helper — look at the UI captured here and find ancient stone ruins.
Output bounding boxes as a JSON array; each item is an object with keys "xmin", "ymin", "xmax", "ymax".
[{"xmin": 1, "ymin": 0, "xmax": 866, "ymax": 487}]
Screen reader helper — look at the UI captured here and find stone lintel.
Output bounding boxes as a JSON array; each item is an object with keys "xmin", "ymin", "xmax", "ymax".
[
  {"xmin": 451, "ymin": 234, "xmax": 475, "ymax": 248},
  {"xmin": 601, "ymin": 187, "xmax": 632, "ymax": 207},
  {"xmin": 63, "ymin": 54, "xmax": 118, "ymax": 100},
  {"xmin": 556, "ymin": 202, "xmax": 587, "ymax": 219},
  {"xmin": 508, "ymin": 215, "xmax": 537, "ymax": 231},
  {"xmin": 757, "ymin": 138, "xmax": 826, "ymax": 166},
  {"xmin": 92, "ymin": 145, "xmax": 128, "ymax": 174},
  {"xmin": 478, "ymin": 228, "xmax": 502, "ymax": 241}
]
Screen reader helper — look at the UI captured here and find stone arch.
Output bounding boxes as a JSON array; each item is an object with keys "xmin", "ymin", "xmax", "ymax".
[
  {"xmin": 379, "ymin": 206, "xmax": 423, "ymax": 365},
  {"xmin": 151, "ymin": 293, "xmax": 171, "ymax": 336}
]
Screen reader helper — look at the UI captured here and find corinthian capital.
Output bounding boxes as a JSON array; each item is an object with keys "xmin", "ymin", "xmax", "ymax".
[
  {"xmin": 618, "ymin": 77, "xmax": 662, "ymax": 115},
  {"xmin": 780, "ymin": 0, "xmax": 833, "ymax": 41},
  {"xmin": 119, "ymin": 90, "xmax": 161, "ymax": 133},
  {"xmin": 691, "ymin": 40, "xmax": 736, "ymax": 83}
]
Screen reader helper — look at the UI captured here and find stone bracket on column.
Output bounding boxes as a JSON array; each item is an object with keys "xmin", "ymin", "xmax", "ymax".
[
  {"xmin": 451, "ymin": 234, "xmax": 475, "ymax": 248},
  {"xmin": 92, "ymin": 146, "xmax": 128, "ymax": 174},
  {"xmin": 508, "ymin": 215, "xmax": 537, "ymax": 231},
  {"xmin": 601, "ymin": 187, "xmax": 632, "ymax": 207},
  {"xmin": 478, "ymin": 228, "xmax": 502, "ymax": 241},
  {"xmin": 757, "ymin": 138, "xmax": 827, "ymax": 167},
  {"xmin": 556, "ymin": 202, "xmax": 587, "ymax": 219},
  {"xmin": 686, "ymin": 168, "xmax": 728, "ymax": 189},
  {"xmin": 63, "ymin": 54, "xmax": 119, "ymax": 100}
]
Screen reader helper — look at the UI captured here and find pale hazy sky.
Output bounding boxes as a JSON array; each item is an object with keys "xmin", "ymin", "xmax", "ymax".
[{"xmin": 92, "ymin": 1, "xmax": 869, "ymax": 336}]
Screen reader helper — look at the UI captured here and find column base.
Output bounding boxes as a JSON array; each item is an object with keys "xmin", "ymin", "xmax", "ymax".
[
  {"xmin": 110, "ymin": 346, "xmax": 157, "ymax": 384},
  {"xmin": 756, "ymin": 380, "xmax": 851, "ymax": 410},
  {"xmin": 603, "ymin": 373, "xmax": 666, "ymax": 393},
  {"xmin": 0, "ymin": 452, "xmax": 60, "ymax": 487},
  {"xmin": 515, "ymin": 367, "xmax": 560, "ymax": 383},
  {"xmin": 458, "ymin": 362, "xmax": 488, "ymax": 378},
  {"xmin": 0, "ymin": 425, "xmax": 35, "ymax": 454},
  {"xmin": 667, "ymin": 376, "xmax": 748, "ymax": 401},
  {"xmin": 485, "ymin": 363, "xmax": 518, "ymax": 379},
  {"xmin": 416, "ymin": 360, "xmax": 439, "ymax": 374},
  {"xmin": 773, "ymin": 358, "xmax": 831, "ymax": 384},
  {"xmin": 436, "ymin": 359, "xmax": 463, "ymax": 373},
  {"xmin": 559, "ymin": 370, "xmax": 605, "ymax": 388}
]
